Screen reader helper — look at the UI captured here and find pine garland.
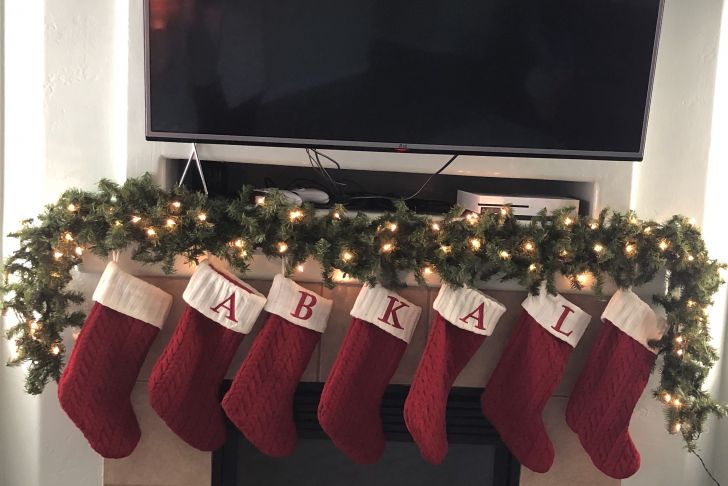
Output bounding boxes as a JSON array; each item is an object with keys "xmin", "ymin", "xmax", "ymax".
[{"xmin": 1, "ymin": 174, "xmax": 725, "ymax": 450}]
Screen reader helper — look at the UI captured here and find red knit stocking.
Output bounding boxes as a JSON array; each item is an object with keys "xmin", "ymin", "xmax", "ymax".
[
  {"xmin": 404, "ymin": 285, "xmax": 505, "ymax": 464},
  {"xmin": 148, "ymin": 261, "xmax": 266, "ymax": 451},
  {"xmin": 565, "ymin": 289, "xmax": 665, "ymax": 479},
  {"xmin": 222, "ymin": 275, "xmax": 332, "ymax": 457},
  {"xmin": 318, "ymin": 285, "xmax": 422, "ymax": 464},
  {"xmin": 481, "ymin": 289, "xmax": 590, "ymax": 473},
  {"xmin": 58, "ymin": 262, "xmax": 172, "ymax": 458}
]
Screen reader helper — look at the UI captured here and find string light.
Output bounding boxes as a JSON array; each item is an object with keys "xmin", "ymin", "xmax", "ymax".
[
  {"xmin": 676, "ymin": 348, "xmax": 684, "ymax": 357},
  {"xmin": 687, "ymin": 254, "xmax": 695, "ymax": 262},
  {"xmin": 423, "ymin": 266, "xmax": 434, "ymax": 276},
  {"xmin": 643, "ymin": 226, "xmax": 652, "ymax": 235},
  {"xmin": 470, "ymin": 238, "xmax": 482, "ymax": 251},
  {"xmin": 499, "ymin": 250, "xmax": 511, "ymax": 260},
  {"xmin": 675, "ymin": 335, "xmax": 684, "ymax": 344},
  {"xmin": 197, "ymin": 213, "xmax": 207, "ymax": 222},
  {"xmin": 333, "ymin": 269, "xmax": 352, "ymax": 282},
  {"xmin": 687, "ymin": 300, "xmax": 696, "ymax": 308},
  {"xmin": 576, "ymin": 272, "xmax": 590, "ymax": 285},
  {"xmin": 529, "ymin": 263, "xmax": 538, "ymax": 272},
  {"xmin": 171, "ymin": 201, "xmax": 182, "ymax": 210},
  {"xmin": 625, "ymin": 243, "xmax": 636, "ymax": 256},
  {"xmin": 673, "ymin": 422, "xmax": 682, "ymax": 433},
  {"xmin": 629, "ymin": 216, "xmax": 639, "ymax": 225},
  {"xmin": 341, "ymin": 251, "xmax": 354, "ymax": 262},
  {"xmin": 53, "ymin": 250, "xmax": 64, "ymax": 260},
  {"xmin": 659, "ymin": 240, "xmax": 670, "ymax": 251},
  {"xmin": 432, "ymin": 222, "xmax": 441, "ymax": 232},
  {"xmin": 67, "ymin": 203, "xmax": 77, "ymax": 212},
  {"xmin": 51, "ymin": 344, "xmax": 61, "ymax": 356},
  {"xmin": 387, "ymin": 222, "xmax": 398, "ymax": 232},
  {"xmin": 500, "ymin": 207, "xmax": 508, "ymax": 216},
  {"xmin": 662, "ymin": 392, "xmax": 673, "ymax": 403},
  {"xmin": 296, "ymin": 264, "xmax": 305, "ymax": 272},
  {"xmin": 74, "ymin": 246, "xmax": 83, "ymax": 256},
  {"xmin": 233, "ymin": 239, "xmax": 245, "ymax": 248},
  {"xmin": 131, "ymin": 216, "xmax": 142, "ymax": 224},
  {"xmin": 672, "ymin": 398, "xmax": 682, "ymax": 408},
  {"xmin": 589, "ymin": 222, "xmax": 599, "ymax": 230},
  {"xmin": 381, "ymin": 243, "xmax": 394, "ymax": 253},
  {"xmin": 466, "ymin": 213, "xmax": 479, "ymax": 225},
  {"xmin": 333, "ymin": 211, "xmax": 341, "ymax": 220},
  {"xmin": 146, "ymin": 228, "xmax": 157, "ymax": 237},
  {"xmin": 440, "ymin": 245, "xmax": 452, "ymax": 254},
  {"xmin": 563, "ymin": 216, "xmax": 574, "ymax": 226},
  {"xmin": 289, "ymin": 209, "xmax": 304, "ymax": 222},
  {"xmin": 165, "ymin": 218, "xmax": 176, "ymax": 228},
  {"xmin": 114, "ymin": 220, "xmax": 123, "ymax": 227},
  {"xmin": 64, "ymin": 232, "xmax": 74, "ymax": 242},
  {"xmin": 523, "ymin": 241, "xmax": 535, "ymax": 252},
  {"xmin": 560, "ymin": 249, "xmax": 569, "ymax": 257},
  {"xmin": 593, "ymin": 243, "xmax": 604, "ymax": 253},
  {"xmin": 255, "ymin": 196, "xmax": 266, "ymax": 206},
  {"xmin": 240, "ymin": 250, "xmax": 248, "ymax": 258},
  {"xmin": 277, "ymin": 242, "xmax": 288, "ymax": 254}
]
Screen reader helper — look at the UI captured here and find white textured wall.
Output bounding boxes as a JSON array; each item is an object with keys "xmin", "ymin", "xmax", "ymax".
[{"xmin": 1, "ymin": 1, "xmax": 727, "ymax": 485}]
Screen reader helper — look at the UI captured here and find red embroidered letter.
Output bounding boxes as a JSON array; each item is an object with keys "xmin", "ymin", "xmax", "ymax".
[
  {"xmin": 378, "ymin": 296, "xmax": 410, "ymax": 329},
  {"xmin": 460, "ymin": 303, "xmax": 486, "ymax": 330},
  {"xmin": 210, "ymin": 292, "xmax": 238, "ymax": 323},
  {"xmin": 551, "ymin": 305, "xmax": 575, "ymax": 337},
  {"xmin": 291, "ymin": 291, "xmax": 317, "ymax": 320}
]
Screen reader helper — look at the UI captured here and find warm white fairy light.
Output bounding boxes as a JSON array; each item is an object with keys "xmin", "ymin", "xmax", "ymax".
[
  {"xmin": 333, "ymin": 269, "xmax": 353, "ymax": 282},
  {"xmin": 233, "ymin": 239, "xmax": 245, "ymax": 248},
  {"xmin": 529, "ymin": 263, "xmax": 538, "ymax": 272},
  {"xmin": 659, "ymin": 240, "xmax": 670, "ymax": 251},
  {"xmin": 387, "ymin": 222, "xmax": 398, "ymax": 232},
  {"xmin": 625, "ymin": 243, "xmax": 636, "ymax": 256},
  {"xmin": 341, "ymin": 251, "xmax": 354, "ymax": 262},
  {"xmin": 499, "ymin": 250, "xmax": 511, "ymax": 260},
  {"xmin": 523, "ymin": 241, "xmax": 535, "ymax": 252},
  {"xmin": 673, "ymin": 422, "xmax": 682, "ymax": 433},
  {"xmin": 466, "ymin": 213, "xmax": 479, "ymax": 225},
  {"xmin": 165, "ymin": 218, "xmax": 176, "ymax": 228},
  {"xmin": 53, "ymin": 250, "xmax": 64, "ymax": 260},
  {"xmin": 563, "ymin": 216, "xmax": 574, "ymax": 226},
  {"xmin": 687, "ymin": 254, "xmax": 695, "ymax": 262},
  {"xmin": 67, "ymin": 203, "xmax": 77, "ymax": 212},
  {"xmin": 146, "ymin": 228, "xmax": 157, "ymax": 237},
  {"xmin": 500, "ymin": 207, "xmax": 508, "ymax": 216},
  {"xmin": 470, "ymin": 238, "xmax": 482, "ymax": 251},
  {"xmin": 687, "ymin": 300, "xmax": 696, "ymax": 308},
  {"xmin": 333, "ymin": 211, "xmax": 341, "ymax": 220},
  {"xmin": 197, "ymin": 213, "xmax": 208, "ymax": 222},
  {"xmin": 593, "ymin": 243, "xmax": 604, "ymax": 254},
  {"xmin": 589, "ymin": 222, "xmax": 599, "ymax": 230},
  {"xmin": 296, "ymin": 264, "xmax": 305, "ymax": 273},
  {"xmin": 576, "ymin": 272, "xmax": 590, "ymax": 285},
  {"xmin": 440, "ymin": 245, "xmax": 452, "ymax": 254},
  {"xmin": 255, "ymin": 196, "xmax": 266, "ymax": 206},
  {"xmin": 289, "ymin": 209, "xmax": 304, "ymax": 222},
  {"xmin": 64, "ymin": 232, "xmax": 74, "ymax": 242},
  {"xmin": 675, "ymin": 335, "xmax": 684, "ymax": 344},
  {"xmin": 114, "ymin": 220, "xmax": 123, "ymax": 227},
  {"xmin": 240, "ymin": 250, "xmax": 248, "ymax": 258},
  {"xmin": 662, "ymin": 392, "xmax": 672, "ymax": 403},
  {"xmin": 381, "ymin": 243, "xmax": 394, "ymax": 253},
  {"xmin": 51, "ymin": 344, "xmax": 61, "ymax": 356},
  {"xmin": 131, "ymin": 215, "xmax": 142, "ymax": 224},
  {"xmin": 74, "ymin": 246, "xmax": 84, "ymax": 256},
  {"xmin": 676, "ymin": 348, "xmax": 684, "ymax": 357},
  {"xmin": 672, "ymin": 398, "xmax": 682, "ymax": 408},
  {"xmin": 431, "ymin": 222, "xmax": 441, "ymax": 232},
  {"xmin": 643, "ymin": 226, "xmax": 652, "ymax": 235},
  {"xmin": 277, "ymin": 242, "xmax": 288, "ymax": 254},
  {"xmin": 629, "ymin": 215, "xmax": 639, "ymax": 225},
  {"xmin": 171, "ymin": 201, "xmax": 182, "ymax": 209},
  {"xmin": 423, "ymin": 266, "xmax": 434, "ymax": 276},
  {"xmin": 560, "ymin": 249, "xmax": 569, "ymax": 257}
]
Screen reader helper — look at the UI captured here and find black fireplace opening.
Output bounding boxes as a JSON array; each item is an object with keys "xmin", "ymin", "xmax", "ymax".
[{"xmin": 212, "ymin": 382, "xmax": 520, "ymax": 486}]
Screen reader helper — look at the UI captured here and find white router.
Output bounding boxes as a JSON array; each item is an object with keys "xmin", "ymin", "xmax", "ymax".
[{"xmin": 457, "ymin": 190, "xmax": 580, "ymax": 220}]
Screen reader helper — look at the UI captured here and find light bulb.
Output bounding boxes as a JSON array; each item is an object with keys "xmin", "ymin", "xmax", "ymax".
[
  {"xmin": 342, "ymin": 251, "xmax": 354, "ymax": 262},
  {"xmin": 388, "ymin": 222, "xmax": 398, "ymax": 232},
  {"xmin": 687, "ymin": 300, "xmax": 696, "ymax": 308},
  {"xmin": 675, "ymin": 335, "xmax": 684, "ymax": 344},
  {"xmin": 423, "ymin": 266, "xmax": 434, "ymax": 276},
  {"xmin": 255, "ymin": 196, "xmax": 266, "ymax": 206},
  {"xmin": 662, "ymin": 392, "xmax": 672, "ymax": 403},
  {"xmin": 171, "ymin": 201, "xmax": 182, "ymax": 209},
  {"xmin": 563, "ymin": 216, "xmax": 574, "ymax": 226},
  {"xmin": 53, "ymin": 251, "xmax": 64, "ymax": 260},
  {"xmin": 576, "ymin": 272, "xmax": 590, "ymax": 285},
  {"xmin": 673, "ymin": 398, "xmax": 682, "ymax": 408},
  {"xmin": 289, "ymin": 209, "xmax": 304, "ymax": 222},
  {"xmin": 673, "ymin": 422, "xmax": 682, "ymax": 433},
  {"xmin": 197, "ymin": 213, "xmax": 207, "ymax": 222},
  {"xmin": 687, "ymin": 254, "xmax": 695, "ymax": 262},
  {"xmin": 676, "ymin": 349, "xmax": 684, "ymax": 357},
  {"xmin": 500, "ymin": 207, "xmax": 508, "ymax": 216},
  {"xmin": 74, "ymin": 246, "xmax": 83, "ymax": 256},
  {"xmin": 67, "ymin": 203, "xmax": 77, "ymax": 212},
  {"xmin": 233, "ymin": 239, "xmax": 245, "ymax": 248},
  {"xmin": 166, "ymin": 218, "xmax": 176, "ymax": 228},
  {"xmin": 499, "ymin": 250, "xmax": 510, "ymax": 259},
  {"xmin": 333, "ymin": 211, "xmax": 341, "ymax": 220},
  {"xmin": 529, "ymin": 263, "xmax": 538, "ymax": 272},
  {"xmin": 297, "ymin": 264, "xmax": 305, "ymax": 272},
  {"xmin": 440, "ymin": 245, "xmax": 452, "ymax": 254},
  {"xmin": 146, "ymin": 228, "xmax": 157, "ymax": 237},
  {"xmin": 131, "ymin": 216, "xmax": 142, "ymax": 224},
  {"xmin": 524, "ymin": 241, "xmax": 535, "ymax": 252},
  {"xmin": 560, "ymin": 249, "xmax": 569, "ymax": 257},
  {"xmin": 114, "ymin": 220, "xmax": 123, "ymax": 227},
  {"xmin": 277, "ymin": 242, "xmax": 288, "ymax": 254},
  {"xmin": 589, "ymin": 222, "xmax": 599, "ymax": 230},
  {"xmin": 593, "ymin": 243, "xmax": 604, "ymax": 253},
  {"xmin": 466, "ymin": 213, "xmax": 479, "ymax": 225},
  {"xmin": 625, "ymin": 243, "xmax": 636, "ymax": 256},
  {"xmin": 643, "ymin": 226, "xmax": 652, "ymax": 235},
  {"xmin": 659, "ymin": 240, "xmax": 670, "ymax": 251},
  {"xmin": 51, "ymin": 345, "xmax": 61, "ymax": 356},
  {"xmin": 64, "ymin": 233, "xmax": 74, "ymax": 242},
  {"xmin": 470, "ymin": 238, "xmax": 482, "ymax": 251},
  {"xmin": 432, "ymin": 222, "xmax": 441, "ymax": 232},
  {"xmin": 381, "ymin": 243, "xmax": 394, "ymax": 253}
]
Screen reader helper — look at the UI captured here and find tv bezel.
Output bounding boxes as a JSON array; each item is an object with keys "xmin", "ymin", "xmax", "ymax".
[{"xmin": 143, "ymin": 0, "xmax": 664, "ymax": 161}]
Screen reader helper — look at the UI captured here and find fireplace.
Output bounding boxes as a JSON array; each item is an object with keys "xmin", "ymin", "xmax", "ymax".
[{"xmin": 212, "ymin": 382, "xmax": 520, "ymax": 486}]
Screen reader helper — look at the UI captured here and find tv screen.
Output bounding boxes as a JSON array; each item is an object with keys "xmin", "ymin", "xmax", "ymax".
[{"xmin": 145, "ymin": 0, "xmax": 663, "ymax": 160}]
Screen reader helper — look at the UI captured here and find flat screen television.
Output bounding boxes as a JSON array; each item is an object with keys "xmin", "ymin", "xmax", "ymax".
[{"xmin": 145, "ymin": 0, "xmax": 663, "ymax": 160}]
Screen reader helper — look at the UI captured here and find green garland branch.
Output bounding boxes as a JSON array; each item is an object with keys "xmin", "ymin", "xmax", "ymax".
[{"xmin": 2, "ymin": 174, "xmax": 725, "ymax": 450}]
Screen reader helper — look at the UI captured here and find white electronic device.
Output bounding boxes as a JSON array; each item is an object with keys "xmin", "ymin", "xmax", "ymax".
[
  {"xmin": 291, "ymin": 188, "xmax": 330, "ymax": 205},
  {"xmin": 457, "ymin": 191, "xmax": 580, "ymax": 220}
]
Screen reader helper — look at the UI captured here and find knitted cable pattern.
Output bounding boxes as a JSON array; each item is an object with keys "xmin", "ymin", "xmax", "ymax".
[
  {"xmin": 222, "ymin": 313, "xmax": 321, "ymax": 457},
  {"xmin": 404, "ymin": 312, "xmax": 486, "ymax": 464},
  {"xmin": 148, "ymin": 306, "xmax": 244, "ymax": 451},
  {"xmin": 58, "ymin": 303, "xmax": 159, "ymax": 458}
]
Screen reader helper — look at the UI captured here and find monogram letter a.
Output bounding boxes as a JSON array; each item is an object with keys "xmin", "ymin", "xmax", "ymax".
[{"xmin": 210, "ymin": 292, "xmax": 238, "ymax": 323}]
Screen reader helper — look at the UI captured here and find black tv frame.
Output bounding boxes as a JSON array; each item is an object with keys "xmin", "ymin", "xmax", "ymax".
[{"xmin": 144, "ymin": 0, "xmax": 664, "ymax": 162}]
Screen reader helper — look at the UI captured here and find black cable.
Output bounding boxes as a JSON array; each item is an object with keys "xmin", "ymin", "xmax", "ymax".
[
  {"xmin": 403, "ymin": 154, "xmax": 458, "ymax": 200},
  {"xmin": 693, "ymin": 450, "xmax": 721, "ymax": 486}
]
